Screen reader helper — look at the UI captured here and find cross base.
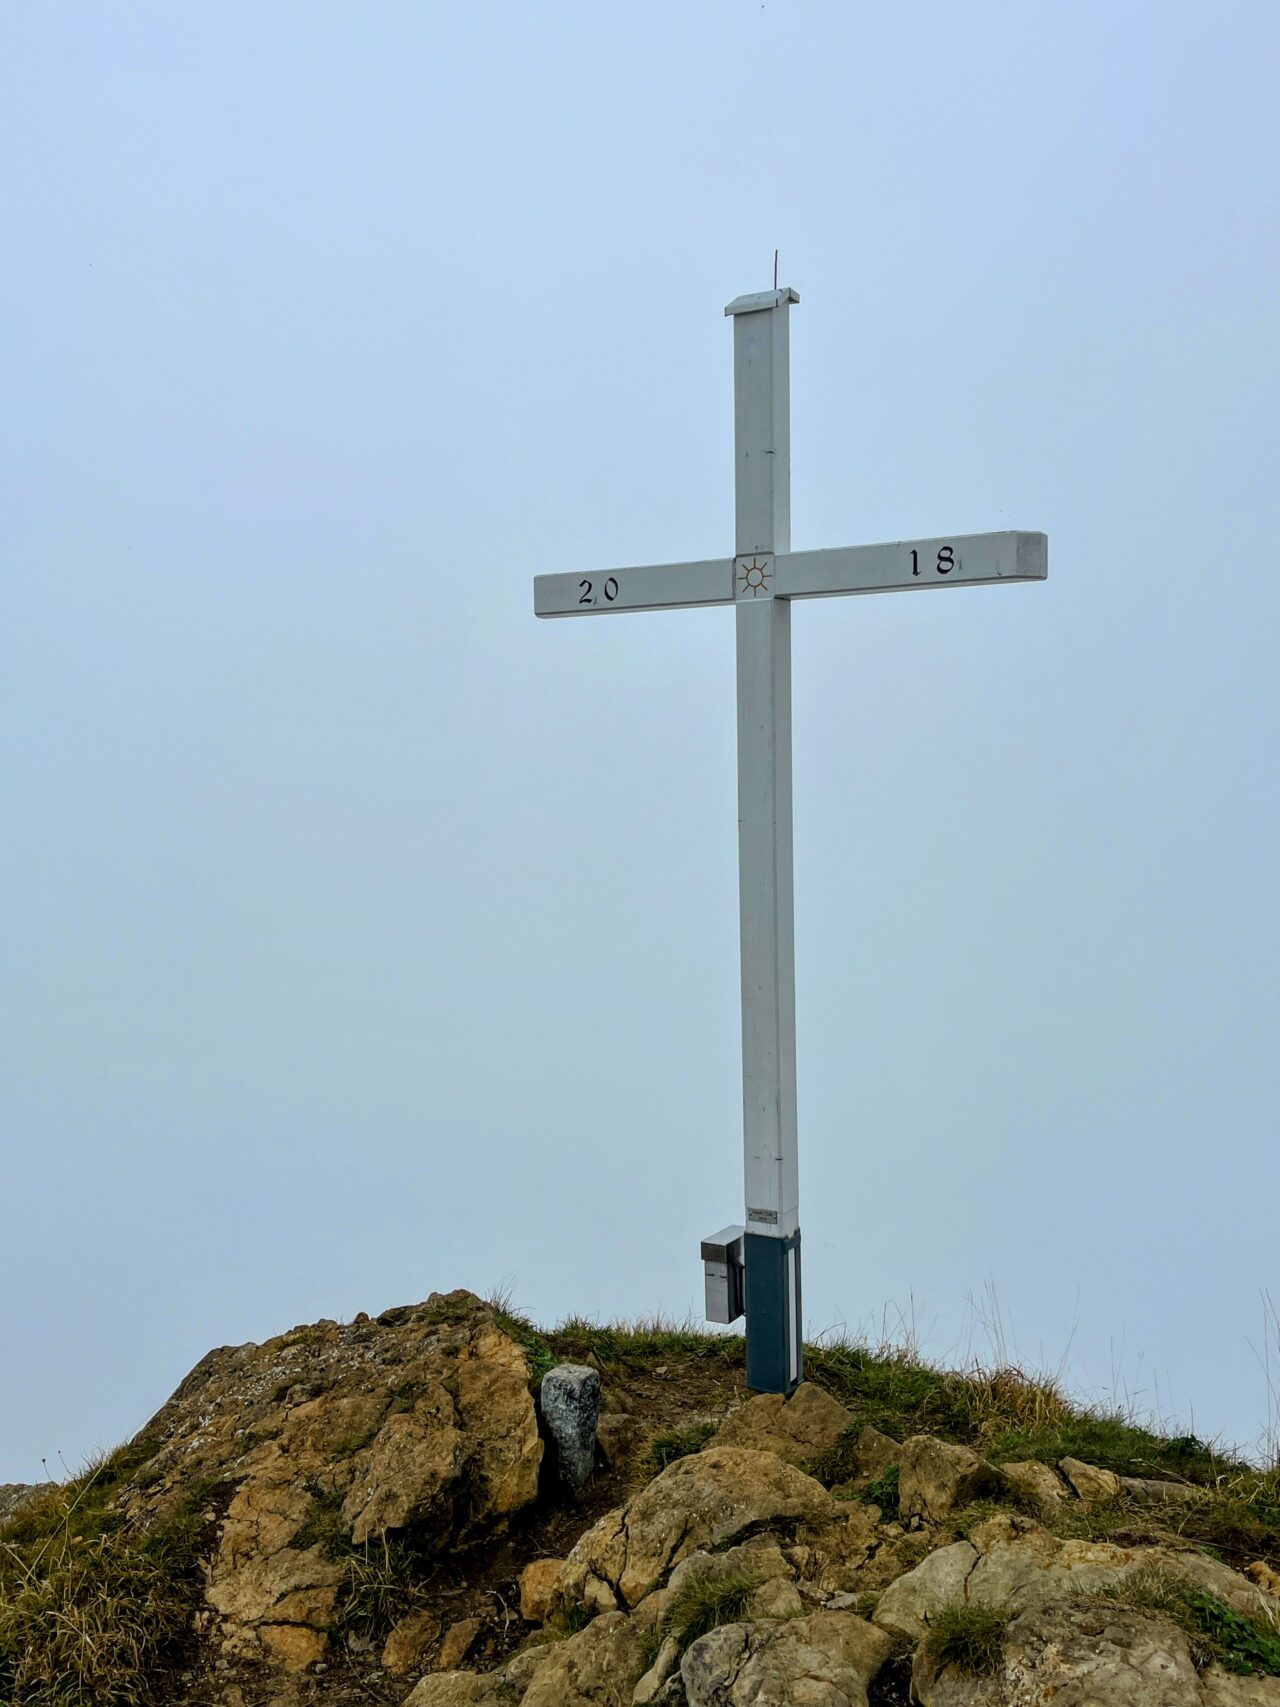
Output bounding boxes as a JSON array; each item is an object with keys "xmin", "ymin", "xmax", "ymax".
[{"xmin": 744, "ymin": 1229, "xmax": 803, "ymax": 1394}]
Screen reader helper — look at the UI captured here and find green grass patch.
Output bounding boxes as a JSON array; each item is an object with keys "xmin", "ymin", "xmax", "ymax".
[
  {"xmin": 922, "ymin": 1602, "xmax": 1011, "ymax": 1677},
  {"xmin": 291, "ymin": 1485, "xmax": 348, "ymax": 1555},
  {"xmin": 549, "ymin": 1317, "xmax": 744, "ymax": 1375},
  {"xmin": 642, "ymin": 1422, "xmax": 717, "ymax": 1477},
  {"xmin": 485, "ymin": 1291, "xmax": 557, "ymax": 1383},
  {"xmin": 662, "ymin": 1564, "xmax": 762, "ymax": 1650},
  {"xmin": 987, "ymin": 1415, "xmax": 1223, "ymax": 1484},
  {"xmin": 861, "ymin": 1464, "xmax": 902, "ymax": 1520}
]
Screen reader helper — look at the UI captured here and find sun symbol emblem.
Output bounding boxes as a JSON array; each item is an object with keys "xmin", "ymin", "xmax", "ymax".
[{"xmin": 736, "ymin": 555, "xmax": 774, "ymax": 599}]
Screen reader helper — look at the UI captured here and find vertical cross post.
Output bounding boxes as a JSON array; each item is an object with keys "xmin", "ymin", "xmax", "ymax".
[{"xmin": 727, "ymin": 287, "xmax": 802, "ymax": 1393}]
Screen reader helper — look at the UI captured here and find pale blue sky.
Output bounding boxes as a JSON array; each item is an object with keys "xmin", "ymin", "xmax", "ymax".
[{"xmin": 2, "ymin": 2, "xmax": 1278, "ymax": 1479}]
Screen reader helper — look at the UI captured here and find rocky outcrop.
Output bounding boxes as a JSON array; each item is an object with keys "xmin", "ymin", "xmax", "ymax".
[
  {"xmin": 681, "ymin": 1611, "xmax": 893, "ymax": 1706},
  {"xmin": 913, "ymin": 1599, "xmax": 1205, "ymax": 1706},
  {"xmin": 0, "ymin": 1483, "xmax": 38, "ymax": 1526},
  {"xmin": 900, "ymin": 1435, "xmax": 1007, "ymax": 1522},
  {"xmin": 122, "ymin": 1291, "xmax": 542, "ymax": 1668},
  {"xmin": 711, "ymin": 1381, "xmax": 853, "ymax": 1468},
  {"xmin": 875, "ymin": 1509, "xmax": 1280, "ymax": 1641},
  {"xmin": 558, "ymin": 1446, "xmax": 837, "ymax": 1611}
]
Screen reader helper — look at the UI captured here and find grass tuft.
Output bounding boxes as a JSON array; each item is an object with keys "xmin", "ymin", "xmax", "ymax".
[
  {"xmin": 486, "ymin": 1289, "xmax": 557, "ymax": 1383},
  {"xmin": 642, "ymin": 1422, "xmax": 717, "ymax": 1477},
  {"xmin": 662, "ymin": 1564, "xmax": 762, "ymax": 1650},
  {"xmin": 0, "ymin": 1447, "xmax": 214, "ymax": 1706},
  {"xmin": 334, "ymin": 1533, "xmax": 435, "ymax": 1640},
  {"xmin": 922, "ymin": 1602, "xmax": 1011, "ymax": 1677},
  {"xmin": 861, "ymin": 1463, "xmax": 901, "ymax": 1520}
]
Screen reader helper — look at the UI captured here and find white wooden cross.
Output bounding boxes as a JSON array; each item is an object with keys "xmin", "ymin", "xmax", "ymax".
[{"xmin": 534, "ymin": 287, "xmax": 1046, "ymax": 1393}]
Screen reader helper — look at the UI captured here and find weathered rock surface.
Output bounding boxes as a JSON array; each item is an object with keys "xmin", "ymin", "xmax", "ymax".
[
  {"xmin": 596, "ymin": 1411, "xmax": 644, "ymax": 1467},
  {"xmin": 711, "ymin": 1381, "xmax": 853, "ymax": 1467},
  {"xmin": 519, "ymin": 1557, "xmax": 565, "ymax": 1623},
  {"xmin": 1060, "ymin": 1455, "xmax": 1123, "ymax": 1502},
  {"xmin": 0, "ymin": 1483, "xmax": 38, "ymax": 1526},
  {"xmin": 900, "ymin": 1435, "xmax": 1006, "ymax": 1522},
  {"xmin": 1199, "ymin": 1668, "xmax": 1280, "ymax": 1704},
  {"xmin": 382, "ymin": 1607, "xmax": 442, "ymax": 1674},
  {"xmin": 122, "ymin": 1291, "xmax": 542, "ymax": 1668},
  {"xmin": 876, "ymin": 1507, "xmax": 1280, "ymax": 1643},
  {"xmin": 1058, "ymin": 1454, "xmax": 1203, "ymax": 1510},
  {"xmin": 1000, "ymin": 1458, "xmax": 1068, "ymax": 1508},
  {"xmin": 559, "ymin": 1446, "xmax": 836, "ymax": 1610},
  {"xmin": 540, "ymin": 1363, "xmax": 602, "ymax": 1496},
  {"xmin": 855, "ymin": 1425, "xmax": 902, "ymax": 1479},
  {"xmin": 681, "ymin": 1611, "xmax": 893, "ymax": 1707},
  {"xmin": 913, "ymin": 1599, "xmax": 1203, "ymax": 1706}
]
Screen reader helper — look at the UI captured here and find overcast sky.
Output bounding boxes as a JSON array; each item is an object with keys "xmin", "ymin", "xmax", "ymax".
[{"xmin": 3, "ymin": 2, "xmax": 1278, "ymax": 1481}]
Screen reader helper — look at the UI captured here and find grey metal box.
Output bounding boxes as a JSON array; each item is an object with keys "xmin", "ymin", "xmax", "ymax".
[{"xmin": 701, "ymin": 1224, "xmax": 745, "ymax": 1325}]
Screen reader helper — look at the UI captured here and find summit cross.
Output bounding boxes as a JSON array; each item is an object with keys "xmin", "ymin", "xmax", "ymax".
[{"xmin": 533, "ymin": 286, "xmax": 1047, "ymax": 1394}]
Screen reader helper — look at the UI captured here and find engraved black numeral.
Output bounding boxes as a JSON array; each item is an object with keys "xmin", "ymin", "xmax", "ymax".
[
  {"xmin": 936, "ymin": 546, "xmax": 955, "ymax": 575},
  {"xmin": 911, "ymin": 550, "xmax": 920, "ymax": 576},
  {"xmin": 604, "ymin": 577, "xmax": 619, "ymax": 602},
  {"xmin": 579, "ymin": 579, "xmax": 592, "ymax": 604}
]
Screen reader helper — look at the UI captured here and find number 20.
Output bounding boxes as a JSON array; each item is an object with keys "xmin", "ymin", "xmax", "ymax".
[
  {"xmin": 911, "ymin": 546, "xmax": 955, "ymax": 577},
  {"xmin": 578, "ymin": 577, "xmax": 620, "ymax": 606}
]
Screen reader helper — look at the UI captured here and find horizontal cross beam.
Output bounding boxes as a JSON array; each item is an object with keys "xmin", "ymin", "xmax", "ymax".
[{"xmin": 534, "ymin": 530, "xmax": 1047, "ymax": 618}]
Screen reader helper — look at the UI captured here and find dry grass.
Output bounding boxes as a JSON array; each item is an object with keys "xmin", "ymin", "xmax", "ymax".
[{"xmin": 0, "ymin": 1445, "xmax": 210, "ymax": 1706}]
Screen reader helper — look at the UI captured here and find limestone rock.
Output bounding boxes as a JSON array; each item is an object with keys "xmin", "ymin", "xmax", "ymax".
[
  {"xmin": 438, "ymin": 1616, "xmax": 483, "ymax": 1670},
  {"xmin": 383, "ymin": 1609, "xmax": 442, "ymax": 1675},
  {"xmin": 855, "ymin": 1426, "xmax": 902, "ymax": 1478},
  {"xmin": 681, "ymin": 1611, "xmax": 893, "ymax": 1707},
  {"xmin": 711, "ymin": 1382, "xmax": 853, "ymax": 1468},
  {"xmin": 519, "ymin": 1557, "xmax": 565, "ymax": 1622},
  {"xmin": 1120, "ymin": 1473, "xmax": 1203, "ymax": 1506},
  {"xmin": 913, "ymin": 1599, "xmax": 1202, "ymax": 1706},
  {"xmin": 667, "ymin": 1534, "xmax": 794, "ymax": 1596},
  {"xmin": 1200, "ymin": 1666, "xmax": 1280, "ymax": 1704},
  {"xmin": 541, "ymin": 1364, "xmax": 603, "ymax": 1497},
  {"xmin": 0, "ymin": 1484, "xmax": 39, "ymax": 1528},
  {"xmin": 1060, "ymin": 1456, "xmax": 1123, "ymax": 1502},
  {"xmin": 559, "ymin": 1446, "xmax": 836, "ymax": 1610},
  {"xmin": 900, "ymin": 1435, "xmax": 1006, "ymax": 1522},
  {"xmin": 876, "ymin": 1514, "xmax": 1280, "ymax": 1645},
  {"xmin": 517, "ymin": 1606, "xmax": 666, "ymax": 1707},
  {"xmin": 874, "ymin": 1540, "xmax": 978, "ymax": 1642},
  {"xmin": 999, "ymin": 1459, "xmax": 1068, "ymax": 1509},
  {"xmin": 122, "ymin": 1290, "xmax": 542, "ymax": 1668},
  {"xmin": 404, "ymin": 1676, "xmax": 518, "ymax": 1707},
  {"xmin": 596, "ymin": 1412, "xmax": 644, "ymax": 1467},
  {"xmin": 632, "ymin": 1635, "xmax": 681, "ymax": 1704}
]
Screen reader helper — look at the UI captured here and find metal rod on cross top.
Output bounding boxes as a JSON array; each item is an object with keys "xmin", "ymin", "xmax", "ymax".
[{"xmin": 533, "ymin": 286, "xmax": 1047, "ymax": 1394}]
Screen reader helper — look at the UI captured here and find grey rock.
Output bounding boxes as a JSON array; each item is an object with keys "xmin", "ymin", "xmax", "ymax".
[
  {"xmin": 540, "ymin": 1363, "xmax": 602, "ymax": 1497},
  {"xmin": 0, "ymin": 1483, "xmax": 39, "ymax": 1527}
]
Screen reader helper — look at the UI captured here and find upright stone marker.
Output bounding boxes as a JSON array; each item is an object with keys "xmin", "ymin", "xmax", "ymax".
[{"xmin": 534, "ymin": 287, "xmax": 1046, "ymax": 1394}]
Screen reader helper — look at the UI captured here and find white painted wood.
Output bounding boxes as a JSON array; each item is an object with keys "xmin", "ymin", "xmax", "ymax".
[
  {"xmin": 780, "ymin": 530, "xmax": 1047, "ymax": 600},
  {"xmin": 534, "ymin": 557, "xmax": 733, "ymax": 618},
  {"xmin": 732, "ymin": 294, "xmax": 799, "ymax": 1242}
]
